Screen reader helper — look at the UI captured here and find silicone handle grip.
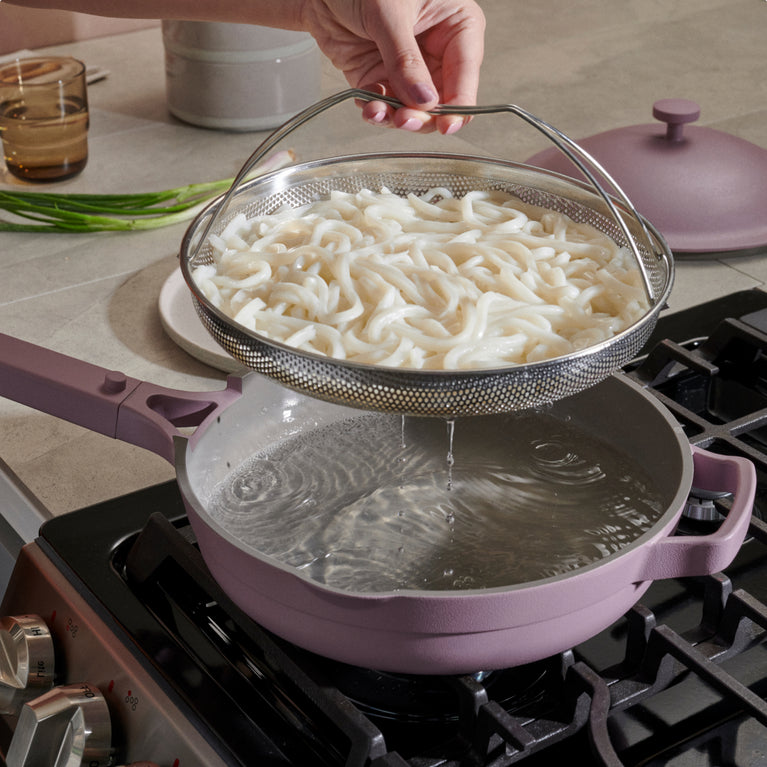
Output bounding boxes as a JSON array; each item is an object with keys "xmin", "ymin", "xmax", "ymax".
[
  {"xmin": 0, "ymin": 333, "xmax": 242, "ymax": 463},
  {"xmin": 638, "ymin": 446, "xmax": 756, "ymax": 580}
]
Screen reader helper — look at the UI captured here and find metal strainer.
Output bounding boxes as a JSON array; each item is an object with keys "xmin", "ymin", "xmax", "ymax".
[{"xmin": 179, "ymin": 90, "xmax": 673, "ymax": 417}]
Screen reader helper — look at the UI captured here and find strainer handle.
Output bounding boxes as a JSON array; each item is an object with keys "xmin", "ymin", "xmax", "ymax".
[{"xmin": 196, "ymin": 89, "xmax": 660, "ymax": 302}]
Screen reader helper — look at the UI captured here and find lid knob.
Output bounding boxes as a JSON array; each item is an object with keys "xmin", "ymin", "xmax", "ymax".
[{"xmin": 652, "ymin": 98, "xmax": 701, "ymax": 142}]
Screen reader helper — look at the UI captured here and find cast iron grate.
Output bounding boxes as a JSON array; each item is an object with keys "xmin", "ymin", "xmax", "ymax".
[{"xmin": 118, "ymin": 510, "xmax": 767, "ymax": 767}]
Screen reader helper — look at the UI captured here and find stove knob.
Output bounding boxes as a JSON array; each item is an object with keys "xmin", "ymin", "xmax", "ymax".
[
  {"xmin": 0, "ymin": 615, "xmax": 55, "ymax": 690},
  {"xmin": 5, "ymin": 682, "xmax": 113, "ymax": 767},
  {"xmin": 0, "ymin": 615, "xmax": 55, "ymax": 715}
]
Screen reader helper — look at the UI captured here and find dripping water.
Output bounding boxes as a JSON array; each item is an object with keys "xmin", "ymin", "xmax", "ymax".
[{"xmin": 445, "ymin": 418, "xmax": 455, "ymax": 491}]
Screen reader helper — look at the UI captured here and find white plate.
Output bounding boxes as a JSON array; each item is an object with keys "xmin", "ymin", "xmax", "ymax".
[{"xmin": 158, "ymin": 268, "xmax": 246, "ymax": 374}]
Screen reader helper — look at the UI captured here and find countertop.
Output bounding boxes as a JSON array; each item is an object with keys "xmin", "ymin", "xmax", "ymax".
[{"xmin": 1, "ymin": 0, "xmax": 766, "ymax": 518}]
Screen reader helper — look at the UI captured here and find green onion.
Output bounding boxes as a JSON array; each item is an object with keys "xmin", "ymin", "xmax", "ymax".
[{"xmin": 0, "ymin": 149, "xmax": 295, "ymax": 233}]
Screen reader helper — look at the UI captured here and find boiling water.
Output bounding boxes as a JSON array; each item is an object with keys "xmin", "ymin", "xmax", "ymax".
[{"xmin": 207, "ymin": 412, "xmax": 666, "ymax": 592}]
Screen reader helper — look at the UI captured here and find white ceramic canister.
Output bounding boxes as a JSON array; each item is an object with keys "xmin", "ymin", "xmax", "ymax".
[{"xmin": 162, "ymin": 21, "xmax": 321, "ymax": 131}]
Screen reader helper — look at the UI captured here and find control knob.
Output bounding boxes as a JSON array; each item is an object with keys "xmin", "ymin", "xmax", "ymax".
[
  {"xmin": 0, "ymin": 615, "xmax": 54, "ymax": 715},
  {"xmin": 5, "ymin": 682, "xmax": 112, "ymax": 767}
]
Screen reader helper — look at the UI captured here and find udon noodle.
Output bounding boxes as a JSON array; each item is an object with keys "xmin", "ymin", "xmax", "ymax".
[{"xmin": 192, "ymin": 188, "xmax": 649, "ymax": 370}]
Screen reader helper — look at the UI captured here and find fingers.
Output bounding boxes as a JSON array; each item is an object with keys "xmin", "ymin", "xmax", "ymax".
[
  {"xmin": 360, "ymin": 91, "xmax": 462, "ymax": 135},
  {"xmin": 361, "ymin": 1, "xmax": 485, "ymax": 134},
  {"xmin": 369, "ymin": 13, "xmax": 440, "ymax": 111},
  {"xmin": 438, "ymin": 8, "xmax": 486, "ymax": 105},
  {"xmin": 434, "ymin": 10, "xmax": 485, "ymax": 134},
  {"xmin": 361, "ymin": 99, "xmax": 392, "ymax": 126},
  {"xmin": 358, "ymin": 82, "xmax": 439, "ymax": 133},
  {"xmin": 359, "ymin": 88, "xmax": 465, "ymax": 136},
  {"xmin": 365, "ymin": 103, "xmax": 438, "ymax": 133},
  {"xmin": 328, "ymin": 0, "xmax": 485, "ymax": 134}
]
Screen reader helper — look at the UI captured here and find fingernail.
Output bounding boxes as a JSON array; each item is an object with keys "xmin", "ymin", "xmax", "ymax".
[
  {"xmin": 401, "ymin": 117, "xmax": 423, "ymax": 132},
  {"xmin": 443, "ymin": 118, "xmax": 463, "ymax": 135},
  {"xmin": 367, "ymin": 108, "xmax": 388, "ymax": 125},
  {"xmin": 409, "ymin": 82, "xmax": 438, "ymax": 105}
]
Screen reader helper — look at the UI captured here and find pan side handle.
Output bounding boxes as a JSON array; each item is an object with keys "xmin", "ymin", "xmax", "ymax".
[
  {"xmin": 117, "ymin": 377, "xmax": 243, "ymax": 463},
  {"xmin": 0, "ymin": 332, "xmax": 242, "ymax": 464},
  {"xmin": 0, "ymin": 332, "xmax": 143, "ymax": 441},
  {"xmin": 637, "ymin": 447, "xmax": 756, "ymax": 581}
]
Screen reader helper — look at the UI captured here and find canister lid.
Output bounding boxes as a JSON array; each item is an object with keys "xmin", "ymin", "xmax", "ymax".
[{"xmin": 526, "ymin": 99, "xmax": 767, "ymax": 254}]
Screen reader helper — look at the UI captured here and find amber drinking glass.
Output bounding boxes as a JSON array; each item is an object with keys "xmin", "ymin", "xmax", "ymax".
[{"xmin": 0, "ymin": 56, "xmax": 89, "ymax": 182}]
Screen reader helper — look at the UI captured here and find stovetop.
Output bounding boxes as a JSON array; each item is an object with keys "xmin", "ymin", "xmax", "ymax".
[{"xmin": 31, "ymin": 288, "xmax": 767, "ymax": 766}]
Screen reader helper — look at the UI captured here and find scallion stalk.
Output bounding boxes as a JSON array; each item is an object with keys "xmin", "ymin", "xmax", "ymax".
[{"xmin": 0, "ymin": 149, "xmax": 296, "ymax": 233}]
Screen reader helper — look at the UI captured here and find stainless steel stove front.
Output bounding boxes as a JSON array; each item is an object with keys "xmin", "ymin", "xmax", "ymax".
[{"xmin": 0, "ymin": 542, "xmax": 230, "ymax": 766}]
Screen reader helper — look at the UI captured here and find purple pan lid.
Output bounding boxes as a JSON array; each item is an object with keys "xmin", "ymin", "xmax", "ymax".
[{"xmin": 526, "ymin": 99, "xmax": 767, "ymax": 254}]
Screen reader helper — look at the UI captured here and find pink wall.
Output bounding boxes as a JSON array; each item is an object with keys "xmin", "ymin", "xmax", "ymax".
[{"xmin": 0, "ymin": 5, "xmax": 158, "ymax": 55}]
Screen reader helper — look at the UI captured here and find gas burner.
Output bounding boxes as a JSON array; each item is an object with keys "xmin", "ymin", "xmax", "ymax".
[
  {"xmin": 675, "ymin": 486, "xmax": 766, "ymax": 541},
  {"xmin": 327, "ymin": 661, "xmax": 557, "ymax": 724},
  {"xmin": 306, "ymin": 661, "xmax": 561, "ymax": 764},
  {"xmin": 629, "ymin": 309, "xmax": 767, "ymax": 428},
  {"xmin": 683, "ymin": 488, "xmax": 732, "ymax": 522},
  {"xmin": 316, "ymin": 658, "xmax": 560, "ymax": 759},
  {"xmin": 626, "ymin": 302, "xmax": 767, "ymax": 536}
]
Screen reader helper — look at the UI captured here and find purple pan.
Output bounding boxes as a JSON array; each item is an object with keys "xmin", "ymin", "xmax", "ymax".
[{"xmin": 0, "ymin": 332, "xmax": 755, "ymax": 674}]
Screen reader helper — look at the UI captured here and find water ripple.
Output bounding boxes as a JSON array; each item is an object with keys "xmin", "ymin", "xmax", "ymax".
[{"xmin": 208, "ymin": 411, "xmax": 665, "ymax": 592}]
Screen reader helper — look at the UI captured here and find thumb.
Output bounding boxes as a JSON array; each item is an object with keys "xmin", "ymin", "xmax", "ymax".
[{"xmin": 369, "ymin": 14, "xmax": 439, "ymax": 108}]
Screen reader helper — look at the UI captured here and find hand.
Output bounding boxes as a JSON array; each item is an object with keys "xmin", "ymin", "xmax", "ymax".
[{"xmin": 303, "ymin": 0, "xmax": 485, "ymax": 133}]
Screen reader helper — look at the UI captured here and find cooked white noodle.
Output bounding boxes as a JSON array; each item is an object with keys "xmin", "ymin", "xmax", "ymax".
[{"xmin": 193, "ymin": 188, "xmax": 649, "ymax": 370}]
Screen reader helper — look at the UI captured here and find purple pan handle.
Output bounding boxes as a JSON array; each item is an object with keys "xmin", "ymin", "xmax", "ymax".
[
  {"xmin": 0, "ymin": 333, "xmax": 242, "ymax": 463},
  {"xmin": 637, "ymin": 446, "xmax": 756, "ymax": 580}
]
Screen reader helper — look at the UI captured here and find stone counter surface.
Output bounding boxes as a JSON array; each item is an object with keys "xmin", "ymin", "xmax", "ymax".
[{"xmin": 1, "ymin": 0, "xmax": 766, "ymax": 515}]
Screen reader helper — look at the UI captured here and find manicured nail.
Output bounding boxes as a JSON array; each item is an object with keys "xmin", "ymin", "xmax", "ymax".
[
  {"xmin": 443, "ymin": 119, "xmax": 463, "ymax": 135},
  {"xmin": 409, "ymin": 82, "xmax": 438, "ymax": 105},
  {"xmin": 401, "ymin": 117, "xmax": 424, "ymax": 132},
  {"xmin": 367, "ymin": 108, "xmax": 388, "ymax": 125}
]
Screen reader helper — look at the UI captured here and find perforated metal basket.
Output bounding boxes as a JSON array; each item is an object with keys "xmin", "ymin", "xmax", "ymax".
[{"xmin": 179, "ymin": 90, "xmax": 673, "ymax": 417}]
